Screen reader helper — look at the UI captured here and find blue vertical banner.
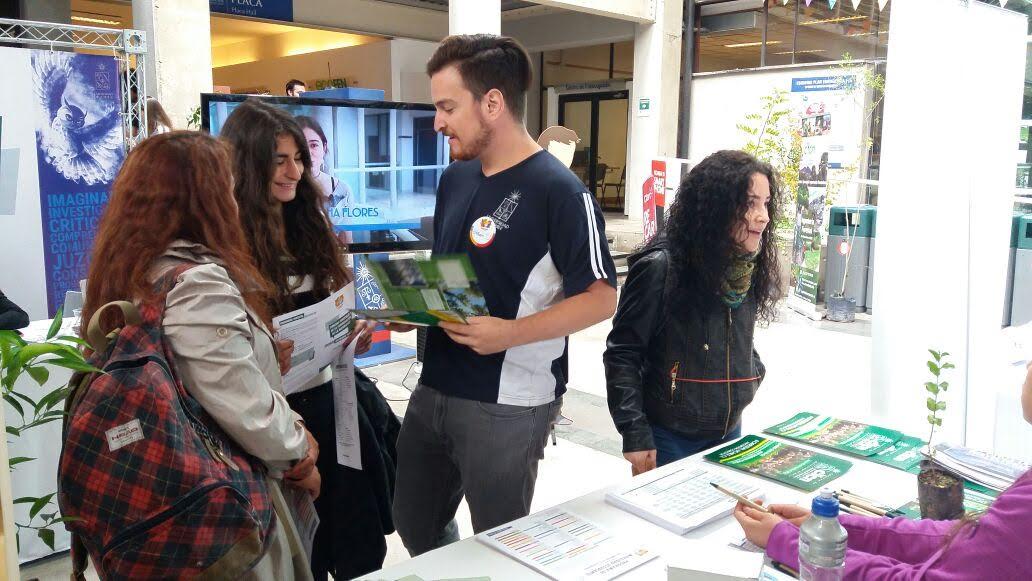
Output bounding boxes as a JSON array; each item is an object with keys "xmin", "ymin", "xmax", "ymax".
[
  {"xmin": 209, "ymin": 0, "xmax": 294, "ymax": 22},
  {"xmin": 353, "ymin": 254, "xmax": 392, "ymax": 359},
  {"xmin": 31, "ymin": 51, "xmax": 124, "ymax": 316}
]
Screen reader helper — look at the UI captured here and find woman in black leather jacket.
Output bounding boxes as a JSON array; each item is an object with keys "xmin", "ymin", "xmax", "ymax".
[{"xmin": 604, "ymin": 150, "xmax": 782, "ymax": 475}]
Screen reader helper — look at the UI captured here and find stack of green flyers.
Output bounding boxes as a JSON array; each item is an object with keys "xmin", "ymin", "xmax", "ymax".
[
  {"xmin": 764, "ymin": 412, "xmax": 924, "ymax": 472},
  {"xmin": 353, "ymin": 255, "xmax": 489, "ymax": 327},
  {"xmin": 704, "ymin": 435, "xmax": 853, "ymax": 492}
]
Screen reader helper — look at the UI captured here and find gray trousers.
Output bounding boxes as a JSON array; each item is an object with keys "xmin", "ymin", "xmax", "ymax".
[{"xmin": 392, "ymin": 384, "xmax": 561, "ymax": 556}]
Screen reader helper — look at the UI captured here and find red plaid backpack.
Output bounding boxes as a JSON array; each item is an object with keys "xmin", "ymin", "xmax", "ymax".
[{"xmin": 58, "ymin": 266, "xmax": 276, "ymax": 579}]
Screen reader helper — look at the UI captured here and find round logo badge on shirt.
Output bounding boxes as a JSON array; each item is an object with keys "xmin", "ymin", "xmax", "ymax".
[{"xmin": 469, "ymin": 216, "xmax": 497, "ymax": 248}]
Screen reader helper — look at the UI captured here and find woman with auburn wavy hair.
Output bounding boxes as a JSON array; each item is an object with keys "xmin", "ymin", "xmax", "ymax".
[
  {"xmin": 220, "ymin": 99, "xmax": 391, "ymax": 581},
  {"xmin": 81, "ymin": 131, "xmax": 319, "ymax": 580}
]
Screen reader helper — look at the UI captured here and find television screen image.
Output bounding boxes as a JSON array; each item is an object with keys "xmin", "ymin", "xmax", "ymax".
[{"xmin": 202, "ymin": 94, "xmax": 449, "ymax": 253}]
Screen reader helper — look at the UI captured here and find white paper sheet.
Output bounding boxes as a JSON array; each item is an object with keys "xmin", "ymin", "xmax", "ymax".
[
  {"xmin": 331, "ymin": 340, "xmax": 361, "ymax": 470},
  {"xmin": 477, "ymin": 509, "xmax": 657, "ymax": 580},
  {"xmin": 282, "ymin": 483, "xmax": 320, "ymax": 562},
  {"xmin": 273, "ymin": 283, "xmax": 356, "ymax": 395}
]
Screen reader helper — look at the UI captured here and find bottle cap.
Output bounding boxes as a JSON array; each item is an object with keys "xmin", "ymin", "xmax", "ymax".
[{"xmin": 811, "ymin": 489, "xmax": 840, "ymax": 518}]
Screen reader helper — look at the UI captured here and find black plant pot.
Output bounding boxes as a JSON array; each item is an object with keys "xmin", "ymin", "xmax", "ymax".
[
  {"xmin": 917, "ymin": 460, "xmax": 964, "ymax": 520},
  {"xmin": 826, "ymin": 295, "xmax": 857, "ymax": 323}
]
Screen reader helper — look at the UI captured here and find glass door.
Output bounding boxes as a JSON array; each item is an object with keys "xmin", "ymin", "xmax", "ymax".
[{"xmin": 558, "ymin": 90, "xmax": 629, "ymax": 211}]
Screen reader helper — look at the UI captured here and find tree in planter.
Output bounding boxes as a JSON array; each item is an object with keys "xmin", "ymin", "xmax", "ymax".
[
  {"xmin": 737, "ymin": 88, "xmax": 801, "ymax": 238},
  {"xmin": 1, "ymin": 308, "xmax": 98, "ymax": 551},
  {"xmin": 917, "ymin": 349, "xmax": 964, "ymax": 520}
]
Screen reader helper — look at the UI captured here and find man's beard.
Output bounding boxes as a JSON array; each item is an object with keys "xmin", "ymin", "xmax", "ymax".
[{"xmin": 451, "ymin": 122, "xmax": 493, "ymax": 161}]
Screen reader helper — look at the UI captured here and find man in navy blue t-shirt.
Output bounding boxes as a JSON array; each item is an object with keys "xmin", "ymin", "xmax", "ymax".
[{"xmin": 390, "ymin": 34, "xmax": 617, "ymax": 556}]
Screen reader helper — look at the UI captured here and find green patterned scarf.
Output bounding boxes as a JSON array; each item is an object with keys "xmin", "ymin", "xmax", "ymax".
[{"xmin": 720, "ymin": 251, "xmax": 759, "ymax": 308}]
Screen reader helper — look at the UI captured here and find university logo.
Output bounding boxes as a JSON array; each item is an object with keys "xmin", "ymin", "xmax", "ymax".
[{"xmin": 492, "ymin": 190, "xmax": 521, "ymax": 230}]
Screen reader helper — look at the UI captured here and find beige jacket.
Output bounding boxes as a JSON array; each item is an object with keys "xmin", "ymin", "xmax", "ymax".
[
  {"xmin": 152, "ymin": 240, "xmax": 307, "ymax": 474},
  {"xmin": 153, "ymin": 241, "xmax": 313, "ymax": 580}
]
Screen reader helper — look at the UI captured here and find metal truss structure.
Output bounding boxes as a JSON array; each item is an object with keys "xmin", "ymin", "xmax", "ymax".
[{"xmin": 0, "ymin": 17, "xmax": 148, "ymax": 149}]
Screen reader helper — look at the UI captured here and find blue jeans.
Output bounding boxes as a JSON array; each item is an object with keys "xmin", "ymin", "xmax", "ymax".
[{"xmin": 651, "ymin": 423, "xmax": 742, "ymax": 467}]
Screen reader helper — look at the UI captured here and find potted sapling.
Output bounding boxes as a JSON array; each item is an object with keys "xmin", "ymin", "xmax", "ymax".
[{"xmin": 917, "ymin": 349, "xmax": 964, "ymax": 520}]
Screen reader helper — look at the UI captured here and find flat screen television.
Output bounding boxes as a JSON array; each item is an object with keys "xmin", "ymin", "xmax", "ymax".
[{"xmin": 202, "ymin": 94, "xmax": 448, "ymax": 253}]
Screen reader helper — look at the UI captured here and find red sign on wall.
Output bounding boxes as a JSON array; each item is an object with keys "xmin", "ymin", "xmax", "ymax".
[{"xmin": 643, "ymin": 160, "xmax": 667, "ymax": 242}]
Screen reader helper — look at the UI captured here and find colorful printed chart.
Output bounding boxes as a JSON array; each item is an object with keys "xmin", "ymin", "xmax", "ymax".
[{"xmin": 477, "ymin": 509, "xmax": 657, "ymax": 580}]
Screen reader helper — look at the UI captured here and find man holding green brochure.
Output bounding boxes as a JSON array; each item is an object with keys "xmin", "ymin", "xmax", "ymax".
[{"xmin": 388, "ymin": 34, "xmax": 617, "ymax": 556}]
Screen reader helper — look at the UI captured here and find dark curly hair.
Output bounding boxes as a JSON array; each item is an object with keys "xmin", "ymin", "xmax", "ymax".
[
  {"xmin": 637, "ymin": 149, "xmax": 782, "ymax": 323},
  {"xmin": 220, "ymin": 99, "xmax": 350, "ymax": 314}
]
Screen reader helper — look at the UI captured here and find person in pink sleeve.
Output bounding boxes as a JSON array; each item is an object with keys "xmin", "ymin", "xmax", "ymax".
[{"xmin": 734, "ymin": 362, "xmax": 1032, "ymax": 580}]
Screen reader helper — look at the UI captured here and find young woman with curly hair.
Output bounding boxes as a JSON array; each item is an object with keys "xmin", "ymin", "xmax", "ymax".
[{"xmin": 604, "ymin": 149, "xmax": 782, "ymax": 475}]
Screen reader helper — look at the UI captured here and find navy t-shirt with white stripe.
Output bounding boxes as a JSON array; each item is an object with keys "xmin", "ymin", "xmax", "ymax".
[{"xmin": 420, "ymin": 150, "xmax": 617, "ymax": 406}]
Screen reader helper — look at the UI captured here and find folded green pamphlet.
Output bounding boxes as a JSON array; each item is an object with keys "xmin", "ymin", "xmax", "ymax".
[
  {"xmin": 868, "ymin": 435, "xmax": 925, "ymax": 473},
  {"xmin": 704, "ymin": 434, "xmax": 852, "ymax": 492},
  {"xmin": 353, "ymin": 255, "xmax": 489, "ymax": 327},
  {"xmin": 764, "ymin": 412, "xmax": 905, "ymax": 457}
]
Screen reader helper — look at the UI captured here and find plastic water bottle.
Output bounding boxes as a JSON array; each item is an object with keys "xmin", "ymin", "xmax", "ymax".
[{"xmin": 798, "ymin": 489, "xmax": 848, "ymax": 581}]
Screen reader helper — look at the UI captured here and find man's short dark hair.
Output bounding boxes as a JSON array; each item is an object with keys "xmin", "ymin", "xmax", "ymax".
[
  {"xmin": 285, "ymin": 79, "xmax": 305, "ymax": 94},
  {"xmin": 426, "ymin": 34, "xmax": 532, "ymax": 120}
]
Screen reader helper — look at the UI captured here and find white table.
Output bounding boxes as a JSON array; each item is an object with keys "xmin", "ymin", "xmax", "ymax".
[
  {"xmin": 361, "ymin": 433, "xmax": 922, "ymax": 580},
  {"xmin": 6, "ymin": 318, "xmax": 76, "ymax": 563}
]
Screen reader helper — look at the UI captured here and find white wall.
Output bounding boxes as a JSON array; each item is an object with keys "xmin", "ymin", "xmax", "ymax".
[
  {"xmin": 389, "ymin": 38, "xmax": 438, "ymax": 103},
  {"xmin": 212, "ymin": 40, "xmax": 393, "ymax": 97},
  {"xmin": 0, "ymin": 48, "xmax": 47, "ymax": 320},
  {"xmin": 870, "ymin": 0, "xmax": 1026, "ymax": 447},
  {"xmin": 503, "ymin": 11, "xmax": 635, "ymax": 53}
]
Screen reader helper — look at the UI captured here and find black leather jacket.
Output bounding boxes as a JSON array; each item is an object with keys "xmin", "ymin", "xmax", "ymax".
[{"xmin": 604, "ymin": 246, "xmax": 765, "ymax": 453}]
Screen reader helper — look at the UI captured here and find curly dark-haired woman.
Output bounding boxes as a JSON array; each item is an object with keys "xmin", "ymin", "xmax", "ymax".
[{"xmin": 604, "ymin": 149, "xmax": 782, "ymax": 475}]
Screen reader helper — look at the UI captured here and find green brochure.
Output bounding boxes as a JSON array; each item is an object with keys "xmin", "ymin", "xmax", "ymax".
[
  {"xmin": 868, "ymin": 435, "xmax": 926, "ymax": 473},
  {"xmin": 353, "ymin": 255, "xmax": 489, "ymax": 327},
  {"xmin": 764, "ymin": 412, "xmax": 904, "ymax": 457},
  {"xmin": 704, "ymin": 434, "xmax": 853, "ymax": 492}
]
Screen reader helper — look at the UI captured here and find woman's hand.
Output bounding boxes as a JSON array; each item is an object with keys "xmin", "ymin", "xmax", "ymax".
[
  {"xmin": 768, "ymin": 503, "xmax": 811, "ymax": 527},
  {"xmin": 384, "ymin": 321, "xmax": 417, "ymax": 333},
  {"xmin": 352, "ymin": 320, "xmax": 375, "ymax": 355},
  {"xmin": 733, "ymin": 502, "xmax": 787, "ymax": 548},
  {"xmin": 284, "ymin": 429, "xmax": 319, "ymax": 481},
  {"xmin": 276, "ymin": 339, "xmax": 294, "ymax": 375},
  {"xmin": 623, "ymin": 449, "xmax": 657, "ymax": 476},
  {"xmin": 293, "ymin": 466, "xmax": 322, "ymax": 500}
]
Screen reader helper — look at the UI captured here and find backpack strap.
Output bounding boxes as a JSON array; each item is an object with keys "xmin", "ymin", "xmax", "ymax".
[
  {"xmin": 69, "ymin": 531, "xmax": 89, "ymax": 581},
  {"xmin": 85, "ymin": 301, "xmax": 139, "ymax": 354}
]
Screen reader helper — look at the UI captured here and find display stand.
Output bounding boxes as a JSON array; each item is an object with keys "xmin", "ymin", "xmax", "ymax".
[{"xmin": 0, "ymin": 17, "xmax": 149, "ymax": 148}]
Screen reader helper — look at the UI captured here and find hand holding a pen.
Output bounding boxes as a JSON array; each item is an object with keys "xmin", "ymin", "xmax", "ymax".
[{"xmin": 733, "ymin": 501, "xmax": 811, "ymax": 548}]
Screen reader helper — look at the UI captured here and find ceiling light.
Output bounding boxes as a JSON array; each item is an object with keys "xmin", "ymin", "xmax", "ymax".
[
  {"xmin": 801, "ymin": 15, "xmax": 867, "ymax": 26},
  {"xmin": 725, "ymin": 40, "xmax": 782, "ymax": 48},
  {"xmin": 847, "ymin": 30, "xmax": 887, "ymax": 37},
  {"xmin": 773, "ymin": 49, "xmax": 827, "ymax": 55},
  {"xmin": 71, "ymin": 15, "xmax": 122, "ymax": 26}
]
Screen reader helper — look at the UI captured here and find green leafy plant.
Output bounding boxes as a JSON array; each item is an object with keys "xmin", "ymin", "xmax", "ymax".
[
  {"xmin": 1, "ymin": 307, "xmax": 98, "ymax": 550},
  {"xmin": 924, "ymin": 349, "xmax": 954, "ymax": 458},
  {"xmin": 186, "ymin": 105, "xmax": 202, "ymax": 130},
  {"xmin": 738, "ymin": 88, "xmax": 802, "ymax": 237}
]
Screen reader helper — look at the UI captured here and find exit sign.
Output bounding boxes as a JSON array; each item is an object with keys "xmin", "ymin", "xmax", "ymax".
[{"xmin": 637, "ymin": 97, "xmax": 652, "ymax": 117}]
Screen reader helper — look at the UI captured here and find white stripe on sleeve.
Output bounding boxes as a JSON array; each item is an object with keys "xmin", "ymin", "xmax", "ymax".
[{"xmin": 582, "ymin": 192, "xmax": 606, "ymax": 279}]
